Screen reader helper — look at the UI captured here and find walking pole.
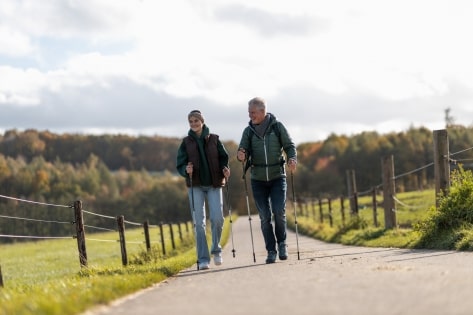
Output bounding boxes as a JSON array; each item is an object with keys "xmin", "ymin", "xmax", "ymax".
[
  {"xmin": 291, "ymin": 170, "xmax": 301, "ymax": 260},
  {"xmin": 189, "ymin": 163, "xmax": 200, "ymax": 270},
  {"xmin": 225, "ymin": 178, "xmax": 236, "ymax": 258},
  {"xmin": 242, "ymin": 162, "xmax": 256, "ymax": 263}
]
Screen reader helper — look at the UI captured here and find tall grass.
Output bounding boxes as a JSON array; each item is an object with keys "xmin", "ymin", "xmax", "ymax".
[
  {"xmin": 288, "ymin": 189, "xmax": 436, "ymax": 248},
  {"xmin": 414, "ymin": 167, "xmax": 473, "ymax": 250}
]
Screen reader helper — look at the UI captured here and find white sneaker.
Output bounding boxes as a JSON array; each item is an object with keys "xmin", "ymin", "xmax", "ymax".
[
  {"xmin": 198, "ymin": 262, "xmax": 210, "ymax": 270},
  {"xmin": 214, "ymin": 253, "xmax": 223, "ymax": 265}
]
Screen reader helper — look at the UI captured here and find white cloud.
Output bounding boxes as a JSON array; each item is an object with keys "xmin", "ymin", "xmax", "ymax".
[
  {"xmin": 1, "ymin": 0, "xmax": 473, "ymax": 143},
  {"xmin": 0, "ymin": 27, "xmax": 35, "ymax": 56},
  {"xmin": 0, "ymin": 66, "xmax": 45, "ymax": 105}
]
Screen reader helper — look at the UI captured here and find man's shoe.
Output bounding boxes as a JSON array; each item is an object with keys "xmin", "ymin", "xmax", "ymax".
[
  {"xmin": 266, "ymin": 251, "xmax": 277, "ymax": 264},
  {"xmin": 278, "ymin": 243, "xmax": 288, "ymax": 260},
  {"xmin": 198, "ymin": 262, "xmax": 210, "ymax": 270},
  {"xmin": 214, "ymin": 253, "xmax": 223, "ymax": 265}
]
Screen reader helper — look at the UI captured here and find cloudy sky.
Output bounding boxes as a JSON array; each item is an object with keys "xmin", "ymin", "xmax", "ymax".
[{"xmin": 1, "ymin": 0, "xmax": 473, "ymax": 144}]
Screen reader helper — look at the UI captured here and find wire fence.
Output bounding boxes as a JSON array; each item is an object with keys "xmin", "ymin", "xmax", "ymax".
[
  {"xmin": 290, "ymin": 143, "xmax": 473, "ymax": 229},
  {"xmin": 0, "ymin": 193, "xmax": 193, "ymax": 276}
]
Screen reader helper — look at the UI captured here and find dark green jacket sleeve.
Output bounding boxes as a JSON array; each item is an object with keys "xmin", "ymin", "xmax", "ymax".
[
  {"xmin": 278, "ymin": 122, "xmax": 297, "ymax": 161},
  {"xmin": 238, "ymin": 127, "xmax": 251, "ymax": 154},
  {"xmin": 176, "ymin": 140, "xmax": 188, "ymax": 177}
]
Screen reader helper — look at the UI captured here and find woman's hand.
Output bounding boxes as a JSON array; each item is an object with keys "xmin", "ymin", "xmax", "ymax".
[
  {"xmin": 186, "ymin": 162, "xmax": 193, "ymax": 175},
  {"xmin": 223, "ymin": 166, "xmax": 231, "ymax": 178}
]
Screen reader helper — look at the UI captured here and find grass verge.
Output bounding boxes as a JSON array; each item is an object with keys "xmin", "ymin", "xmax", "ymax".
[
  {"xmin": 288, "ymin": 190, "xmax": 432, "ymax": 249},
  {"xmin": 0, "ymin": 216, "xmax": 235, "ymax": 315},
  {"xmin": 289, "ymin": 174, "xmax": 473, "ymax": 251}
]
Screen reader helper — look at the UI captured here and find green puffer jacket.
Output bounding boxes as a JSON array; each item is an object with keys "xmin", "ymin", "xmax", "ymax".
[{"xmin": 239, "ymin": 113, "xmax": 297, "ymax": 181}]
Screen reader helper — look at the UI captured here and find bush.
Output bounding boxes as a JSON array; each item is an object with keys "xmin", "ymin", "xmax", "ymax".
[{"xmin": 414, "ymin": 166, "xmax": 473, "ymax": 249}]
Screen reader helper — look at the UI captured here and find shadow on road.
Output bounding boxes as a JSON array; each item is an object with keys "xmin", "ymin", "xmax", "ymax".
[{"xmin": 176, "ymin": 261, "xmax": 267, "ymax": 278}]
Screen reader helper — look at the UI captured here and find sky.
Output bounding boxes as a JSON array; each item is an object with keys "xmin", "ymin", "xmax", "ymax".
[{"xmin": 1, "ymin": 0, "xmax": 473, "ymax": 145}]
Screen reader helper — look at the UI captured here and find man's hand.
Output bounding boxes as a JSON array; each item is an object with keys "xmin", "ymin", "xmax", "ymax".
[
  {"xmin": 237, "ymin": 148, "xmax": 246, "ymax": 162},
  {"xmin": 288, "ymin": 158, "xmax": 297, "ymax": 172}
]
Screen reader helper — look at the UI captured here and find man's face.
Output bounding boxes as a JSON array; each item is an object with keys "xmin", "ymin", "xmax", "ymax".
[{"xmin": 248, "ymin": 106, "xmax": 265, "ymax": 125}]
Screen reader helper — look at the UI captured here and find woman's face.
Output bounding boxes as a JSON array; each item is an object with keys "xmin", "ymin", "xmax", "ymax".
[{"xmin": 188, "ymin": 116, "xmax": 203, "ymax": 133}]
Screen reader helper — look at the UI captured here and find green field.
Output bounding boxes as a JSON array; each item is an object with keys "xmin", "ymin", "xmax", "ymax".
[{"xmin": 0, "ymin": 220, "xmax": 224, "ymax": 315}]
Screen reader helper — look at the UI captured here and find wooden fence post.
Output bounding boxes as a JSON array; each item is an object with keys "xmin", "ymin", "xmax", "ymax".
[
  {"xmin": 178, "ymin": 222, "xmax": 183, "ymax": 241},
  {"xmin": 159, "ymin": 223, "xmax": 166, "ymax": 256},
  {"xmin": 340, "ymin": 196, "xmax": 346, "ymax": 227},
  {"xmin": 143, "ymin": 220, "xmax": 151, "ymax": 252},
  {"xmin": 328, "ymin": 198, "xmax": 333, "ymax": 227},
  {"xmin": 117, "ymin": 215, "xmax": 128, "ymax": 266},
  {"xmin": 372, "ymin": 187, "xmax": 378, "ymax": 227},
  {"xmin": 346, "ymin": 169, "xmax": 358, "ymax": 215},
  {"xmin": 352, "ymin": 192, "xmax": 359, "ymax": 216},
  {"xmin": 433, "ymin": 129, "xmax": 450, "ymax": 207},
  {"xmin": 381, "ymin": 155, "xmax": 396, "ymax": 228},
  {"xmin": 169, "ymin": 223, "xmax": 176, "ymax": 250},
  {"xmin": 0, "ymin": 264, "xmax": 4, "ymax": 287},
  {"xmin": 312, "ymin": 199, "xmax": 317, "ymax": 219},
  {"xmin": 318, "ymin": 198, "xmax": 324, "ymax": 223},
  {"xmin": 73, "ymin": 200, "xmax": 87, "ymax": 268}
]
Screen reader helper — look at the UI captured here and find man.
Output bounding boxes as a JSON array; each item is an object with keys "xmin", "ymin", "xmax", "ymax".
[{"xmin": 237, "ymin": 97, "xmax": 297, "ymax": 264}]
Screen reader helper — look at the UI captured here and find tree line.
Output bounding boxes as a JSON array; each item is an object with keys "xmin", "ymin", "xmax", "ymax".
[{"xmin": 1, "ymin": 125, "xmax": 473, "ymax": 242}]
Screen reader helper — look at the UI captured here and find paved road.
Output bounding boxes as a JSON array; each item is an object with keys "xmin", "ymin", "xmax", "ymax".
[{"xmin": 85, "ymin": 215, "xmax": 473, "ymax": 315}]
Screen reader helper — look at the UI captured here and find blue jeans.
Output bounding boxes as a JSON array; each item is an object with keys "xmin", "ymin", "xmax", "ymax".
[
  {"xmin": 188, "ymin": 186, "xmax": 224, "ymax": 263},
  {"xmin": 251, "ymin": 177, "xmax": 287, "ymax": 252}
]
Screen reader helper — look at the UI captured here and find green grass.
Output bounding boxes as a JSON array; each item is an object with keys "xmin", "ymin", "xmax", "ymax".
[
  {"xmin": 293, "ymin": 168, "xmax": 473, "ymax": 251},
  {"xmin": 0, "ymin": 218, "xmax": 234, "ymax": 315},
  {"xmin": 288, "ymin": 189, "xmax": 436, "ymax": 249}
]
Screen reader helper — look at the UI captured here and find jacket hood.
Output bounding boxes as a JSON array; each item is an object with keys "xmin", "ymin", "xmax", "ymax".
[{"xmin": 248, "ymin": 113, "xmax": 277, "ymax": 128}]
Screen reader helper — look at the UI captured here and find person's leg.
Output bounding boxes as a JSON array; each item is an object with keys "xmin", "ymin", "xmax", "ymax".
[
  {"xmin": 207, "ymin": 186, "xmax": 224, "ymax": 257},
  {"xmin": 251, "ymin": 179, "xmax": 276, "ymax": 253},
  {"xmin": 270, "ymin": 177, "xmax": 288, "ymax": 259},
  {"xmin": 188, "ymin": 186, "xmax": 210, "ymax": 265},
  {"xmin": 270, "ymin": 177, "xmax": 287, "ymax": 245}
]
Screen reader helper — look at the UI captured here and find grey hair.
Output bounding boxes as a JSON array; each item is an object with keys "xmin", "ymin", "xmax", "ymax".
[{"xmin": 248, "ymin": 97, "xmax": 266, "ymax": 111}]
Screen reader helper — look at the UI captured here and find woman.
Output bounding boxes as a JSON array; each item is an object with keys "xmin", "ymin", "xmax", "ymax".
[{"xmin": 176, "ymin": 110, "xmax": 231, "ymax": 270}]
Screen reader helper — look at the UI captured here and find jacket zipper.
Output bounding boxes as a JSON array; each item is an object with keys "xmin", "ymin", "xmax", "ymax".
[{"xmin": 263, "ymin": 135, "xmax": 269, "ymax": 181}]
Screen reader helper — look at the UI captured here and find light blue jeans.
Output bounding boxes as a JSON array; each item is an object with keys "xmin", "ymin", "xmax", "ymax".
[{"xmin": 188, "ymin": 185, "xmax": 224, "ymax": 264}]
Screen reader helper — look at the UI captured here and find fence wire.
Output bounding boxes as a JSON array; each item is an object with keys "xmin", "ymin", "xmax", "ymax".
[
  {"xmin": 392, "ymin": 195, "xmax": 429, "ymax": 210},
  {"xmin": 0, "ymin": 194, "xmax": 71, "ymax": 208},
  {"xmin": 0, "ymin": 214, "xmax": 73, "ymax": 225}
]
